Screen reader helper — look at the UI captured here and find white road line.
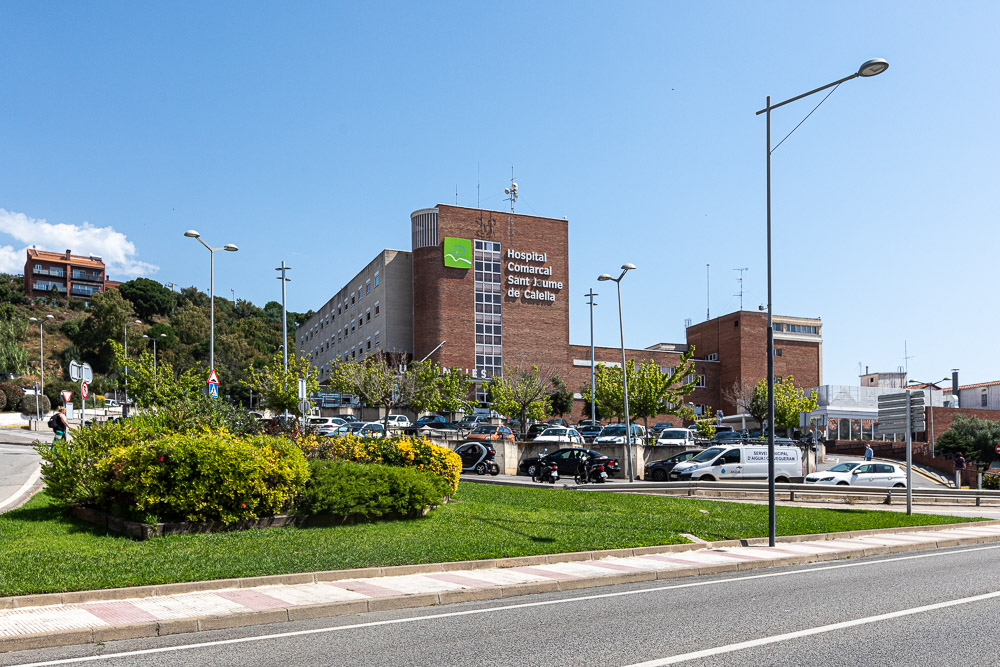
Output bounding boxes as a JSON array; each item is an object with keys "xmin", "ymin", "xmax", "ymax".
[
  {"xmin": 0, "ymin": 464, "xmax": 40, "ymax": 511},
  {"xmin": 625, "ymin": 589, "xmax": 1000, "ymax": 665},
  {"xmin": 12, "ymin": 544, "xmax": 1000, "ymax": 666}
]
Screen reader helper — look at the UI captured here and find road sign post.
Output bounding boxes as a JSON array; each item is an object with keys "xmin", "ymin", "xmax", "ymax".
[
  {"xmin": 61, "ymin": 390, "xmax": 72, "ymax": 404},
  {"xmin": 877, "ymin": 390, "xmax": 926, "ymax": 516},
  {"xmin": 207, "ymin": 368, "xmax": 220, "ymax": 399}
]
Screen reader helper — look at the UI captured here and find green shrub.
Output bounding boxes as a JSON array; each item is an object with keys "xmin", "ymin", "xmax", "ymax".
[
  {"xmin": 984, "ymin": 473, "xmax": 1000, "ymax": 490},
  {"xmin": 296, "ymin": 459, "xmax": 449, "ymax": 522},
  {"xmin": 0, "ymin": 382, "xmax": 23, "ymax": 410},
  {"xmin": 0, "ymin": 390, "xmax": 6, "ymax": 411},
  {"xmin": 99, "ymin": 433, "xmax": 309, "ymax": 523},
  {"xmin": 301, "ymin": 434, "xmax": 461, "ymax": 492},
  {"xmin": 151, "ymin": 395, "xmax": 263, "ymax": 437},
  {"xmin": 20, "ymin": 393, "xmax": 51, "ymax": 416}
]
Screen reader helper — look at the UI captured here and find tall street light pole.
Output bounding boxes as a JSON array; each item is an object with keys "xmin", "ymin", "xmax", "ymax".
[
  {"xmin": 28, "ymin": 315, "xmax": 54, "ymax": 399},
  {"xmin": 124, "ymin": 319, "xmax": 142, "ymax": 406},
  {"xmin": 184, "ymin": 230, "xmax": 239, "ymax": 375},
  {"xmin": 598, "ymin": 264, "xmax": 636, "ymax": 482},
  {"xmin": 276, "ymin": 261, "xmax": 292, "ymax": 420},
  {"xmin": 585, "ymin": 289, "xmax": 598, "ymax": 423},
  {"xmin": 143, "ymin": 333, "xmax": 167, "ymax": 390},
  {"xmin": 757, "ymin": 57, "xmax": 888, "ymax": 546}
]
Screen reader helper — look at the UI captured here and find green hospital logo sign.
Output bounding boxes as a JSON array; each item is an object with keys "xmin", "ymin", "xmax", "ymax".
[{"xmin": 443, "ymin": 237, "xmax": 472, "ymax": 268}]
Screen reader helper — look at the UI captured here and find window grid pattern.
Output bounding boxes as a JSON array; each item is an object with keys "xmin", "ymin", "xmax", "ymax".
[{"xmin": 474, "ymin": 240, "xmax": 502, "ymax": 396}]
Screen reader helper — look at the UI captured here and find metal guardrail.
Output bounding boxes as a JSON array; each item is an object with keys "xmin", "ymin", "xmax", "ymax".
[{"xmin": 581, "ymin": 480, "xmax": 1000, "ymax": 506}]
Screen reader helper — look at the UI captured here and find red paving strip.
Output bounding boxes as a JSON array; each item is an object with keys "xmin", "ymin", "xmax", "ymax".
[
  {"xmin": 790, "ymin": 542, "xmax": 851, "ymax": 552},
  {"xmin": 864, "ymin": 534, "xmax": 935, "ymax": 544},
  {"xmin": 586, "ymin": 561, "xmax": 648, "ymax": 572},
  {"xmin": 426, "ymin": 573, "xmax": 500, "ymax": 588},
  {"xmin": 327, "ymin": 581, "xmax": 405, "ymax": 598},
  {"xmin": 83, "ymin": 602, "xmax": 157, "ymax": 625},
  {"xmin": 217, "ymin": 590, "xmax": 290, "ymax": 611},
  {"xmin": 510, "ymin": 566, "xmax": 579, "ymax": 581},
  {"xmin": 708, "ymin": 550, "xmax": 770, "ymax": 561},
  {"xmin": 641, "ymin": 554, "xmax": 707, "ymax": 567}
]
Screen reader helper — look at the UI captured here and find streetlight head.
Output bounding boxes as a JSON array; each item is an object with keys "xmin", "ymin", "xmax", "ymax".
[
  {"xmin": 858, "ymin": 58, "xmax": 889, "ymax": 77},
  {"xmin": 184, "ymin": 230, "xmax": 201, "ymax": 238},
  {"xmin": 160, "ymin": 333, "xmax": 167, "ymax": 338},
  {"xmin": 29, "ymin": 317, "xmax": 38, "ymax": 322},
  {"xmin": 142, "ymin": 334, "xmax": 149, "ymax": 339},
  {"xmin": 45, "ymin": 314, "xmax": 54, "ymax": 319},
  {"xmin": 134, "ymin": 320, "xmax": 143, "ymax": 324},
  {"xmin": 621, "ymin": 263, "xmax": 636, "ymax": 271},
  {"xmin": 597, "ymin": 273, "xmax": 613, "ymax": 282},
  {"xmin": 223, "ymin": 244, "xmax": 239, "ymax": 252}
]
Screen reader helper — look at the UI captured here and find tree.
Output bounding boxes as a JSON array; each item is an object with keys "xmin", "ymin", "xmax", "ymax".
[
  {"xmin": 629, "ymin": 354, "xmax": 700, "ymax": 432},
  {"xmin": 749, "ymin": 376, "xmax": 818, "ymax": 432},
  {"xmin": 437, "ymin": 366, "xmax": 473, "ymax": 416},
  {"xmin": 721, "ymin": 379, "xmax": 756, "ymax": 417},
  {"xmin": 935, "ymin": 414, "xmax": 1000, "ymax": 466},
  {"xmin": 548, "ymin": 376, "xmax": 574, "ymax": 419},
  {"xmin": 246, "ymin": 351, "xmax": 319, "ymax": 417},
  {"xmin": 329, "ymin": 351, "xmax": 419, "ymax": 429},
  {"xmin": 401, "ymin": 360, "xmax": 442, "ymax": 417},
  {"xmin": 118, "ymin": 278, "xmax": 174, "ymax": 319},
  {"xmin": 487, "ymin": 365, "xmax": 551, "ymax": 439},
  {"xmin": 0, "ymin": 316, "xmax": 30, "ymax": 376},
  {"xmin": 110, "ymin": 341, "xmax": 204, "ymax": 408},
  {"xmin": 79, "ymin": 288, "xmax": 138, "ymax": 373}
]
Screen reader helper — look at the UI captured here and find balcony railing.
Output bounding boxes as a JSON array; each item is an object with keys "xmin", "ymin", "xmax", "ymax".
[
  {"xmin": 33, "ymin": 282, "xmax": 67, "ymax": 293},
  {"xmin": 72, "ymin": 271, "xmax": 103, "ymax": 282},
  {"xmin": 33, "ymin": 267, "xmax": 65, "ymax": 277}
]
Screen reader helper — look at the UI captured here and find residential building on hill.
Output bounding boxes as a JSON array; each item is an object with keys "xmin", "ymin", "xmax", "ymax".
[{"xmin": 23, "ymin": 248, "xmax": 119, "ymax": 305}]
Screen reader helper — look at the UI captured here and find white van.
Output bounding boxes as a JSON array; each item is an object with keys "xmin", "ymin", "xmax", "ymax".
[
  {"xmin": 669, "ymin": 443, "xmax": 801, "ymax": 483},
  {"xmin": 656, "ymin": 428, "xmax": 699, "ymax": 447}
]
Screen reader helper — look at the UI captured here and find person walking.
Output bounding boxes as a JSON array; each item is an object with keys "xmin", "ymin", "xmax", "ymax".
[
  {"xmin": 50, "ymin": 406, "xmax": 71, "ymax": 442},
  {"xmin": 864, "ymin": 444, "xmax": 873, "ymax": 461},
  {"xmin": 954, "ymin": 451, "xmax": 966, "ymax": 489}
]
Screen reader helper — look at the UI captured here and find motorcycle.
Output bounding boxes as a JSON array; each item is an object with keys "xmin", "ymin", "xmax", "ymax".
[
  {"xmin": 574, "ymin": 455, "xmax": 608, "ymax": 484},
  {"xmin": 531, "ymin": 450, "xmax": 559, "ymax": 484}
]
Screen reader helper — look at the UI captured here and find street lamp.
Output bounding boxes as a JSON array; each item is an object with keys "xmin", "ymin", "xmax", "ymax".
[
  {"xmin": 28, "ymin": 315, "xmax": 54, "ymax": 399},
  {"xmin": 585, "ymin": 289, "xmax": 598, "ymax": 425},
  {"xmin": 598, "ymin": 263, "xmax": 636, "ymax": 482},
  {"xmin": 757, "ymin": 58, "xmax": 888, "ymax": 546},
  {"xmin": 276, "ymin": 261, "xmax": 292, "ymax": 420},
  {"xmin": 184, "ymin": 230, "xmax": 238, "ymax": 375},
  {"xmin": 124, "ymin": 319, "xmax": 142, "ymax": 405},
  {"xmin": 143, "ymin": 333, "xmax": 167, "ymax": 389}
]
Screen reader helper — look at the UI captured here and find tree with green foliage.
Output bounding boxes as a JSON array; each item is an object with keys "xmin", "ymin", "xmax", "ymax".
[
  {"xmin": 749, "ymin": 375, "xmax": 818, "ymax": 432},
  {"xmin": 119, "ymin": 277, "xmax": 174, "ymax": 319},
  {"xmin": 403, "ymin": 360, "xmax": 442, "ymax": 417},
  {"xmin": 548, "ymin": 376, "xmax": 574, "ymax": 419},
  {"xmin": 77, "ymin": 288, "xmax": 139, "ymax": 374},
  {"xmin": 935, "ymin": 414, "xmax": 1000, "ymax": 466},
  {"xmin": 436, "ymin": 366, "xmax": 473, "ymax": 416},
  {"xmin": 329, "ymin": 351, "xmax": 442, "ymax": 429},
  {"xmin": 628, "ymin": 353, "xmax": 699, "ymax": 432},
  {"xmin": 0, "ymin": 316, "xmax": 30, "ymax": 376},
  {"xmin": 246, "ymin": 351, "xmax": 319, "ymax": 417},
  {"xmin": 487, "ymin": 365, "xmax": 551, "ymax": 439},
  {"xmin": 110, "ymin": 341, "xmax": 204, "ymax": 408}
]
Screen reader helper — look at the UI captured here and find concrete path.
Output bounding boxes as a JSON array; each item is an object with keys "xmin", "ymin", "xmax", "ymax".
[{"xmin": 3, "ymin": 521, "xmax": 1000, "ymax": 654}]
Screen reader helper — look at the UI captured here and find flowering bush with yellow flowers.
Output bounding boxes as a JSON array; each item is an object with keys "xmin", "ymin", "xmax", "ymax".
[{"xmin": 301, "ymin": 433, "xmax": 461, "ymax": 493}]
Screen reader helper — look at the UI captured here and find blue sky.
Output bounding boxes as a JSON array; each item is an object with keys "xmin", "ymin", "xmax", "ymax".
[{"xmin": 1, "ymin": 2, "xmax": 996, "ymax": 387}]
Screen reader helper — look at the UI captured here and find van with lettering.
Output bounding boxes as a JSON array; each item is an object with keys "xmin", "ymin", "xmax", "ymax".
[{"xmin": 669, "ymin": 443, "xmax": 802, "ymax": 483}]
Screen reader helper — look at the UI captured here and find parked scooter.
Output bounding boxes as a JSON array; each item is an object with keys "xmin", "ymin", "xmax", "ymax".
[
  {"xmin": 531, "ymin": 450, "xmax": 559, "ymax": 484},
  {"xmin": 574, "ymin": 455, "xmax": 608, "ymax": 484}
]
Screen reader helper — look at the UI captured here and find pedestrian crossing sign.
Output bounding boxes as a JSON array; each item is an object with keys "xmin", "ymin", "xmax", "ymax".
[{"xmin": 208, "ymin": 383, "xmax": 219, "ymax": 398}]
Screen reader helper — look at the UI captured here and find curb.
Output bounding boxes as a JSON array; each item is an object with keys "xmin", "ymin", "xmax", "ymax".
[{"xmin": 3, "ymin": 521, "xmax": 1000, "ymax": 653}]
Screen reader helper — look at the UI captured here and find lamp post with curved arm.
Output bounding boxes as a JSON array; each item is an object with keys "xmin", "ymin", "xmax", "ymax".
[
  {"xmin": 28, "ymin": 315, "xmax": 54, "ymax": 399},
  {"xmin": 598, "ymin": 263, "xmax": 636, "ymax": 482},
  {"xmin": 184, "ymin": 230, "xmax": 239, "ymax": 378},
  {"xmin": 756, "ymin": 58, "xmax": 888, "ymax": 546}
]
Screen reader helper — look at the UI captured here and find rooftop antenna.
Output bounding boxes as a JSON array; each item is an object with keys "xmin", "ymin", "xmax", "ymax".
[
  {"xmin": 684, "ymin": 317, "xmax": 692, "ymax": 329},
  {"xmin": 477, "ymin": 163, "xmax": 480, "ymax": 209},
  {"xmin": 734, "ymin": 267, "xmax": 748, "ymax": 310},
  {"xmin": 455, "ymin": 184, "xmax": 459, "ymax": 205},
  {"xmin": 504, "ymin": 166, "xmax": 518, "ymax": 212},
  {"xmin": 706, "ymin": 264, "xmax": 710, "ymax": 320},
  {"xmin": 904, "ymin": 340, "xmax": 914, "ymax": 378}
]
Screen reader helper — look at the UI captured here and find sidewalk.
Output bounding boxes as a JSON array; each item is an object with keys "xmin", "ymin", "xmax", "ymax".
[{"xmin": 3, "ymin": 521, "xmax": 1000, "ymax": 653}]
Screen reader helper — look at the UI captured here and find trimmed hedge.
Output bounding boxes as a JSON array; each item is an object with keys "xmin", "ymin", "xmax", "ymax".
[
  {"xmin": 20, "ymin": 393, "xmax": 51, "ymax": 416},
  {"xmin": 296, "ymin": 459, "xmax": 450, "ymax": 522},
  {"xmin": 301, "ymin": 434, "xmax": 461, "ymax": 492},
  {"xmin": 0, "ymin": 382, "xmax": 23, "ymax": 411},
  {"xmin": 99, "ymin": 433, "xmax": 309, "ymax": 524}
]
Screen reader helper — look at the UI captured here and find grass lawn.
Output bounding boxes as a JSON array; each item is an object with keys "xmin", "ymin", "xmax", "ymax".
[{"xmin": 0, "ymin": 483, "xmax": 979, "ymax": 597}]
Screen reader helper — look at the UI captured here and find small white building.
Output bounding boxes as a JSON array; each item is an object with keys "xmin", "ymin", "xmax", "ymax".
[{"xmin": 958, "ymin": 381, "xmax": 1000, "ymax": 410}]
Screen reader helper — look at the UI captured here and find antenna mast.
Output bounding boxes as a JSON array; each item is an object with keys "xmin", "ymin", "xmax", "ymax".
[
  {"xmin": 504, "ymin": 166, "xmax": 518, "ymax": 212},
  {"xmin": 734, "ymin": 267, "xmax": 748, "ymax": 310},
  {"xmin": 706, "ymin": 264, "xmax": 710, "ymax": 320}
]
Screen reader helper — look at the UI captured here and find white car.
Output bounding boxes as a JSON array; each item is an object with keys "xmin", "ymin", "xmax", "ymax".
[
  {"xmin": 384, "ymin": 415, "xmax": 412, "ymax": 428},
  {"xmin": 309, "ymin": 417, "xmax": 348, "ymax": 429},
  {"xmin": 533, "ymin": 427, "xmax": 584, "ymax": 445},
  {"xmin": 656, "ymin": 428, "xmax": 699, "ymax": 447},
  {"xmin": 804, "ymin": 461, "xmax": 907, "ymax": 487},
  {"xmin": 594, "ymin": 423, "xmax": 646, "ymax": 445}
]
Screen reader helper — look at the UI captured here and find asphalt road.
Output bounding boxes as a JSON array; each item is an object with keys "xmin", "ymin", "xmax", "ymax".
[
  {"xmin": 5, "ymin": 543, "xmax": 1000, "ymax": 666},
  {"xmin": 0, "ymin": 442, "xmax": 41, "ymax": 512}
]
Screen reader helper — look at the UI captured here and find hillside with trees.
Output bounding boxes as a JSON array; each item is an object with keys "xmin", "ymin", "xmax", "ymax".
[{"xmin": 0, "ymin": 272, "xmax": 312, "ymax": 409}]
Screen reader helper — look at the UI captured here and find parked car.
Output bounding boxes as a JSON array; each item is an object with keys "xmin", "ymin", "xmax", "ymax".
[
  {"xmin": 518, "ymin": 448, "xmax": 620, "ymax": 478},
  {"xmin": 670, "ymin": 443, "xmax": 802, "ymax": 483},
  {"xmin": 644, "ymin": 449, "xmax": 704, "ymax": 481},
  {"xmin": 576, "ymin": 419, "xmax": 601, "ymax": 428},
  {"xmin": 454, "ymin": 441, "xmax": 501, "ymax": 475},
  {"xmin": 525, "ymin": 423, "xmax": 550, "ymax": 441},
  {"xmin": 578, "ymin": 424, "xmax": 603, "ymax": 443},
  {"xmin": 648, "ymin": 422, "xmax": 675, "ymax": 439},
  {"xmin": 348, "ymin": 422, "xmax": 385, "ymax": 438},
  {"xmin": 418, "ymin": 420, "xmax": 462, "ymax": 433},
  {"xmin": 533, "ymin": 427, "xmax": 585, "ymax": 445},
  {"xmin": 457, "ymin": 415, "xmax": 491, "ymax": 430},
  {"xmin": 415, "ymin": 415, "xmax": 448, "ymax": 428},
  {"xmin": 594, "ymin": 423, "xmax": 646, "ymax": 445},
  {"xmin": 710, "ymin": 431, "xmax": 746, "ymax": 443},
  {"xmin": 317, "ymin": 424, "xmax": 352, "ymax": 437},
  {"xmin": 308, "ymin": 417, "xmax": 348, "ymax": 429},
  {"xmin": 466, "ymin": 424, "xmax": 515, "ymax": 441},
  {"xmin": 656, "ymin": 428, "xmax": 700, "ymax": 447},
  {"xmin": 545, "ymin": 418, "xmax": 570, "ymax": 427},
  {"xmin": 384, "ymin": 414, "xmax": 412, "ymax": 428},
  {"xmin": 805, "ymin": 462, "xmax": 906, "ymax": 487}
]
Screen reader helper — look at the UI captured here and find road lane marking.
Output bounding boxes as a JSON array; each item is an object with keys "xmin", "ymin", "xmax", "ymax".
[
  {"xmin": 0, "ymin": 464, "xmax": 40, "ymax": 511},
  {"xmin": 13, "ymin": 544, "xmax": 1000, "ymax": 666},
  {"xmin": 625, "ymin": 589, "xmax": 1000, "ymax": 665}
]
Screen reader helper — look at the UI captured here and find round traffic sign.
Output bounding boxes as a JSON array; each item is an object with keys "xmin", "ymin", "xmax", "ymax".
[
  {"xmin": 995, "ymin": 443, "xmax": 1000, "ymax": 455},
  {"xmin": 81, "ymin": 381, "xmax": 90, "ymax": 399}
]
